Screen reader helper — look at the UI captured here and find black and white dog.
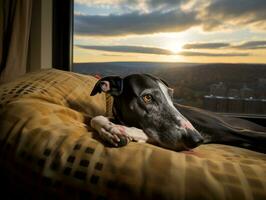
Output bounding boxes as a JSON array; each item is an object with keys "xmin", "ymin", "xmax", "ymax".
[{"xmin": 90, "ymin": 74, "xmax": 266, "ymax": 152}]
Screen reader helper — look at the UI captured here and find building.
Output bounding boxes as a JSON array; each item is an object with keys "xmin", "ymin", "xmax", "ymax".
[
  {"xmin": 240, "ymin": 85, "xmax": 254, "ymax": 99},
  {"xmin": 203, "ymin": 81, "xmax": 265, "ymax": 114},
  {"xmin": 227, "ymin": 89, "xmax": 239, "ymax": 98},
  {"xmin": 210, "ymin": 82, "xmax": 227, "ymax": 97}
]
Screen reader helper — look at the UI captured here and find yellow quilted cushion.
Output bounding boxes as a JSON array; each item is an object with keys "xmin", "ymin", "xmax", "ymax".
[{"xmin": 0, "ymin": 69, "xmax": 266, "ymax": 200}]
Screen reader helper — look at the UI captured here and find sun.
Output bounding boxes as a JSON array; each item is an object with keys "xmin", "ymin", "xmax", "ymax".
[{"xmin": 165, "ymin": 42, "xmax": 184, "ymax": 54}]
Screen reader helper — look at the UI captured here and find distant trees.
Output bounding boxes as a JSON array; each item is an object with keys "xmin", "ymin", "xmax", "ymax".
[{"xmin": 73, "ymin": 62, "xmax": 266, "ymax": 108}]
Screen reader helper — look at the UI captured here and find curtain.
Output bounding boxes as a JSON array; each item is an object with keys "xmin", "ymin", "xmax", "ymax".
[{"xmin": 0, "ymin": 0, "xmax": 32, "ymax": 84}]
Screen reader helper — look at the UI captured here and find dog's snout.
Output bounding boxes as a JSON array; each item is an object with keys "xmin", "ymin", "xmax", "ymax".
[
  {"xmin": 194, "ymin": 135, "xmax": 204, "ymax": 145},
  {"xmin": 179, "ymin": 119, "xmax": 195, "ymax": 130},
  {"xmin": 184, "ymin": 129, "xmax": 204, "ymax": 148},
  {"xmin": 191, "ymin": 132, "xmax": 204, "ymax": 146}
]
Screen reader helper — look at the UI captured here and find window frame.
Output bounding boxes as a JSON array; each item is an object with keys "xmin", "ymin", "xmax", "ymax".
[{"xmin": 52, "ymin": 0, "xmax": 73, "ymax": 71}]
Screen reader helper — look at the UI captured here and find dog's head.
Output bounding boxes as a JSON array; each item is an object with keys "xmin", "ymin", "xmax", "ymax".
[{"xmin": 91, "ymin": 74, "xmax": 203, "ymax": 151}]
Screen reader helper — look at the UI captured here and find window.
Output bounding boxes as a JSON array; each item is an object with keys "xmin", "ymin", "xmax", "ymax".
[{"xmin": 73, "ymin": 0, "xmax": 266, "ymax": 117}]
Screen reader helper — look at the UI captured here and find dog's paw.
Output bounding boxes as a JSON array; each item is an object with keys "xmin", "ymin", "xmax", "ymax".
[
  {"xmin": 100, "ymin": 124, "xmax": 132, "ymax": 147},
  {"xmin": 122, "ymin": 127, "xmax": 148, "ymax": 143},
  {"xmin": 90, "ymin": 116, "xmax": 132, "ymax": 147}
]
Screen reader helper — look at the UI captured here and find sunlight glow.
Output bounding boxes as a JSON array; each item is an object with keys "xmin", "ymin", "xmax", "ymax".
[{"xmin": 165, "ymin": 42, "xmax": 184, "ymax": 54}]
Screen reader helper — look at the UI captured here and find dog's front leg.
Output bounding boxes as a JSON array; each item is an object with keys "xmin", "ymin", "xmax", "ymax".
[{"xmin": 91, "ymin": 116, "xmax": 148, "ymax": 147}]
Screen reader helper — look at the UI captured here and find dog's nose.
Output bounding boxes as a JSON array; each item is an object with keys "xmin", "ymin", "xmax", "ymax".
[{"xmin": 184, "ymin": 129, "xmax": 204, "ymax": 149}]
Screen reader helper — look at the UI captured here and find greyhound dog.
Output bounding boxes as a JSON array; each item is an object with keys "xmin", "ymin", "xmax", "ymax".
[{"xmin": 90, "ymin": 74, "xmax": 266, "ymax": 152}]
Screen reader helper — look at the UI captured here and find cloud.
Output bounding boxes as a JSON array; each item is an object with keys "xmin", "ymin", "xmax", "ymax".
[
  {"xmin": 76, "ymin": 45, "xmax": 172, "ymax": 55},
  {"xmin": 233, "ymin": 41, "xmax": 266, "ymax": 49},
  {"xmin": 76, "ymin": 45, "xmax": 250, "ymax": 57},
  {"xmin": 75, "ymin": 0, "xmax": 125, "ymax": 6},
  {"xmin": 74, "ymin": 10, "xmax": 198, "ymax": 36},
  {"xmin": 183, "ymin": 42, "xmax": 230, "ymax": 49},
  {"xmin": 74, "ymin": 0, "xmax": 266, "ymax": 35},
  {"xmin": 146, "ymin": 0, "xmax": 183, "ymax": 10},
  {"xmin": 74, "ymin": 10, "xmax": 199, "ymax": 36},
  {"xmin": 183, "ymin": 41, "xmax": 266, "ymax": 50},
  {"xmin": 75, "ymin": 0, "xmax": 184, "ymax": 12},
  {"xmin": 203, "ymin": 0, "xmax": 266, "ymax": 30},
  {"xmin": 180, "ymin": 51, "xmax": 250, "ymax": 57}
]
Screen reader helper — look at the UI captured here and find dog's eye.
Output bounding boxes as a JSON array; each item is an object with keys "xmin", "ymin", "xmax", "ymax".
[{"xmin": 142, "ymin": 94, "xmax": 153, "ymax": 103}]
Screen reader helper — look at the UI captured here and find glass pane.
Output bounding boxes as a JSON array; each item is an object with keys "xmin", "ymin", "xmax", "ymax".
[{"xmin": 73, "ymin": 0, "xmax": 266, "ymax": 116}]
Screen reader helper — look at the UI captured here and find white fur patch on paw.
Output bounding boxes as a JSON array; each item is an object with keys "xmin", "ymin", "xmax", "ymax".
[
  {"xmin": 122, "ymin": 127, "xmax": 148, "ymax": 143},
  {"xmin": 90, "ymin": 116, "xmax": 148, "ymax": 146}
]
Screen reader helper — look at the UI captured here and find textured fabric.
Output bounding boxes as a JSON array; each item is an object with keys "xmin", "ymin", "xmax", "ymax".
[{"xmin": 0, "ymin": 69, "xmax": 266, "ymax": 200}]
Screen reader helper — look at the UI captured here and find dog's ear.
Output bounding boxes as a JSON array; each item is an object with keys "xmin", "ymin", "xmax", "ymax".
[{"xmin": 90, "ymin": 76, "xmax": 123, "ymax": 96}]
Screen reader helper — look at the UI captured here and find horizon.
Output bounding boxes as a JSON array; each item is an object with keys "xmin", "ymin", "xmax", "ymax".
[
  {"xmin": 74, "ymin": 61, "xmax": 266, "ymax": 65},
  {"xmin": 74, "ymin": 0, "xmax": 266, "ymax": 64}
]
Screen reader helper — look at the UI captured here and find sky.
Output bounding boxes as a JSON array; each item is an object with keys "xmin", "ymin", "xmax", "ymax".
[{"xmin": 74, "ymin": 0, "xmax": 266, "ymax": 63}]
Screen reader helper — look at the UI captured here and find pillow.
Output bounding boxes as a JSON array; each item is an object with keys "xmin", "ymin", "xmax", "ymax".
[{"xmin": 0, "ymin": 69, "xmax": 265, "ymax": 200}]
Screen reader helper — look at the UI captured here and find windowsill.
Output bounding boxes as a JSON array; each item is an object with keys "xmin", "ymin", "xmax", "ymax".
[
  {"xmin": 217, "ymin": 112, "xmax": 266, "ymax": 127},
  {"xmin": 217, "ymin": 113, "xmax": 266, "ymax": 119}
]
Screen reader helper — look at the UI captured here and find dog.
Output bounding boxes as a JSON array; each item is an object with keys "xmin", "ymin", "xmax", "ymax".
[{"xmin": 90, "ymin": 74, "xmax": 266, "ymax": 152}]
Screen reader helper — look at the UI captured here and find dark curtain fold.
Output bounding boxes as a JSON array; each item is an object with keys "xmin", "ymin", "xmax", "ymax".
[{"xmin": 0, "ymin": 0, "xmax": 32, "ymax": 84}]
